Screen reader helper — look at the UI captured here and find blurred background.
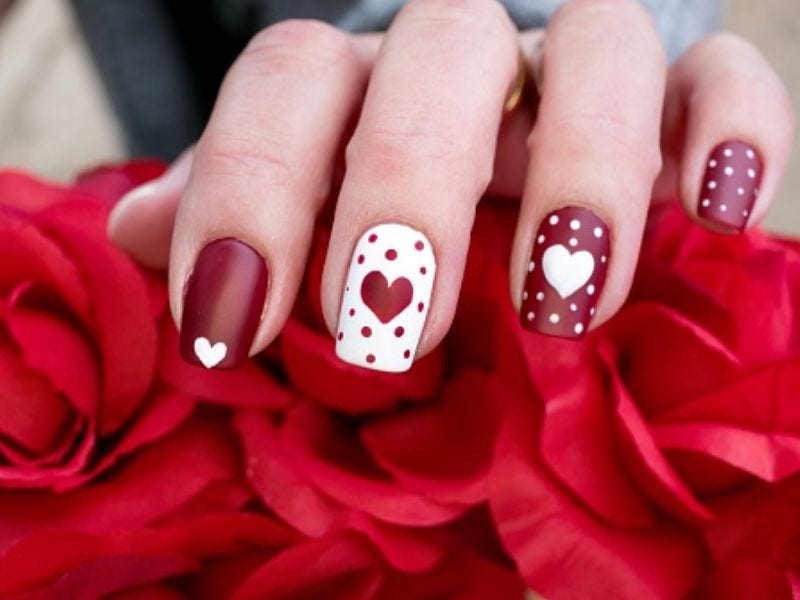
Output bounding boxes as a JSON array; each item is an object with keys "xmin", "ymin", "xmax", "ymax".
[{"xmin": 0, "ymin": 0, "xmax": 798, "ymax": 232}]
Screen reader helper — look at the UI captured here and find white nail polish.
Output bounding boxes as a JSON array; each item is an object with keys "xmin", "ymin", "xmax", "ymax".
[{"xmin": 335, "ymin": 223, "xmax": 435, "ymax": 372}]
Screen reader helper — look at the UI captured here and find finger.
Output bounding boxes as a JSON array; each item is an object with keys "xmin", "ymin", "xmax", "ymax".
[
  {"xmin": 107, "ymin": 148, "xmax": 193, "ymax": 270},
  {"xmin": 321, "ymin": 0, "xmax": 519, "ymax": 372},
  {"xmin": 170, "ymin": 20, "xmax": 369, "ymax": 369},
  {"xmin": 666, "ymin": 32, "xmax": 795, "ymax": 232},
  {"xmin": 514, "ymin": 0, "xmax": 667, "ymax": 339}
]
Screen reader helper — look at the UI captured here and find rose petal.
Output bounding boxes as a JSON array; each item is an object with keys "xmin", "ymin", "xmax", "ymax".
[
  {"xmin": 490, "ymin": 391, "xmax": 704, "ymax": 599},
  {"xmin": 361, "ymin": 369, "xmax": 503, "ymax": 505},
  {"xmin": 231, "ymin": 533, "xmax": 384, "ymax": 600},
  {"xmin": 6, "ymin": 283, "xmax": 99, "ymax": 416},
  {"xmin": 0, "ymin": 344, "xmax": 72, "ymax": 455},
  {"xmin": 610, "ymin": 376, "xmax": 712, "ymax": 522},
  {"xmin": 280, "ymin": 320, "xmax": 443, "ymax": 415},
  {"xmin": 160, "ymin": 324, "xmax": 293, "ymax": 410},
  {"xmin": 15, "ymin": 555, "xmax": 197, "ymax": 600},
  {"xmin": 281, "ymin": 403, "xmax": 465, "ymax": 527},
  {"xmin": 37, "ymin": 200, "xmax": 158, "ymax": 433},
  {"xmin": 0, "ymin": 209, "xmax": 89, "ymax": 317},
  {"xmin": 0, "ymin": 416, "xmax": 237, "ymax": 550}
]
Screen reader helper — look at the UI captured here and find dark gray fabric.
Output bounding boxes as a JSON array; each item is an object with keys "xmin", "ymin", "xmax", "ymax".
[{"xmin": 70, "ymin": 0, "xmax": 721, "ymax": 160}]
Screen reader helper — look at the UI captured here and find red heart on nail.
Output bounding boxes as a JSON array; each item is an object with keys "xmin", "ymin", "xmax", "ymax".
[{"xmin": 360, "ymin": 271, "xmax": 413, "ymax": 324}]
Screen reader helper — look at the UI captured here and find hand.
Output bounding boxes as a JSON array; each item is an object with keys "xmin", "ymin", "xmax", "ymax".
[{"xmin": 108, "ymin": 0, "xmax": 795, "ymax": 371}]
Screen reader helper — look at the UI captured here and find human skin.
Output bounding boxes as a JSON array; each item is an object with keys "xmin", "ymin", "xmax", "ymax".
[{"xmin": 108, "ymin": 0, "xmax": 795, "ymax": 371}]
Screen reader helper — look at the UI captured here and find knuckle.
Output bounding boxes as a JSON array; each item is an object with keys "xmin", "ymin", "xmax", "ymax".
[
  {"xmin": 198, "ymin": 132, "xmax": 295, "ymax": 189},
  {"xmin": 242, "ymin": 19, "xmax": 356, "ymax": 75},
  {"xmin": 348, "ymin": 119, "xmax": 490, "ymax": 188}
]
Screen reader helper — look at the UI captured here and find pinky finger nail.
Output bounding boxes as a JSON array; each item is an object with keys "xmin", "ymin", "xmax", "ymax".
[{"xmin": 698, "ymin": 140, "xmax": 762, "ymax": 231}]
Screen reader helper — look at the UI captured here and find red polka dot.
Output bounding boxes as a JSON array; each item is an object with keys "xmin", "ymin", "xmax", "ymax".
[
  {"xmin": 394, "ymin": 326, "xmax": 404, "ymax": 337},
  {"xmin": 349, "ymin": 308, "xmax": 355, "ymax": 317},
  {"xmin": 366, "ymin": 354, "xmax": 376, "ymax": 363},
  {"xmin": 415, "ymin": 241, "xmax": 424, "ymax": 251},
  {"xmin": 403, "ymin": 350, "xmax": 411, "ymax": 359},
  {"xmin": 357, "ymin": 254, "xmax": 365, "ymax": 264},
  {"xmin": 417, "ymin": 302, "xmax": 424, "ymax": 312},
  {"xmin": 385, "ymin": 249, "xmax": 397, "ymax": 261},
  {"xmin": 337, "ymin": 332, "xmax": 343, "ymax": 341},
  {"xmin": 361, "ymin": 326, "xmax": 372, "ymax": 337},
  {"xmin": 420, "ymin": 266, "xmax": 427, "ymax": 275},
  {"xmin": 368, "ymin": 234, "xmax": 377, "ymax": 243}
]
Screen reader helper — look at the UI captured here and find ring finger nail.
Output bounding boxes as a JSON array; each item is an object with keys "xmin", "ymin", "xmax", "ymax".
[
  {"xmin": 697, "ymin": 140, "xmax": 762, "ymax": 231},
  {"xmin": 520, "ymin": 206, "xmax": 610, "ymax": 339},
  {"xmin": 180, "ymin": 239, "xmax": 269, "ymax": 369},
  {"xmin": 336, "ymin": 223, "xmax": 436, "ymax": 372}
]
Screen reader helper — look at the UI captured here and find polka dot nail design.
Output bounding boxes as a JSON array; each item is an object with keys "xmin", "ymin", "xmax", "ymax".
[
  {"xmin": 520, "ymin": 207, "xmax": 609, "ymax": 339},
  {"xmin": 336, "ymin": 223, "xmax": 435, "ymax": 372},
  {"xmin": 698, "ymin": 141, "xmax": 762, "ymax": 231}
]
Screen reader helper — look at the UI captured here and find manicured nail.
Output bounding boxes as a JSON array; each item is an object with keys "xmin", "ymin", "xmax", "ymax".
[
  {"xmin": 336, "ymin": 223, "xmax": 436, "ymax": 372},
  {"xmin": 698, "ymin": 141, "xmax": 762, "ymax": 231},
  {"xmin": 520, "ymin": 206, "xmax": 609, "ymax": 339},
  {"xmin": 180, "ymin": 238, "xmax": 268, "ymax": 369}
]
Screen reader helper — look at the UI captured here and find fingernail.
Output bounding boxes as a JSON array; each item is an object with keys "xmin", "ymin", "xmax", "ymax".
[
  {"xmin": 698, "ymin": 140, "xmax": 762, "ymax": 232},
  {"xmin": 180, "ymin": 238, "xmax": 268, "ymax": 369},
  {"xmin": 520, "ymin": 206, "xmax": 610, "ymax": 339},
  {"xmin": 335, "ymin": 223, "xmax": 436, "ymax": 372}
]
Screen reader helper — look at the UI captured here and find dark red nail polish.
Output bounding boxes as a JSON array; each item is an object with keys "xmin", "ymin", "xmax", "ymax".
[
  {"xmin": 698, "ymin": 141, "xmax": 762, "ymax": 232},
  {"xmin": 520, "ymin": 206, "xmax": 610, "ymax": 339},
  {"xmin": 180, "ymin": 238, "xmax": 268, "ymax": 369}
]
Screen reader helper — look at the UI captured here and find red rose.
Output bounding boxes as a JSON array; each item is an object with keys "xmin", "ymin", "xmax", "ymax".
[{"xmin": 490, "ymin": 203, "xmax": 800, "ymax": 598}]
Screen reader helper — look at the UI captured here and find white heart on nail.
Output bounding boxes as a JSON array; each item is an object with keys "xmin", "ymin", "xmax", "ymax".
[
  {"xmin": 542, "ymin": 244, "xmax": 595, "ymax": 299},
  {"xmin": 194, "ymin": 337, "xmax": 227, "ymax": 369}
]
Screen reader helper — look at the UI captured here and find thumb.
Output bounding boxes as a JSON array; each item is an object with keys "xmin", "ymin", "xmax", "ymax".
[{"xmin": 107, "ymin": 148, "xmax": 193, "ymax": 269}]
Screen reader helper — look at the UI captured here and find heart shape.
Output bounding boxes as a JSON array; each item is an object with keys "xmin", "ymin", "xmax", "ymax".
[
  {"xmin": 542, "ymin": 244, "xmax": 595, "ymax": 299},
  {"xmin": 194, "ymin": 337, "xmax": 228, "ymax": 369},
  {"xmin": 360, "ymin": 271, "xmax": 413, "ymax": 324}
]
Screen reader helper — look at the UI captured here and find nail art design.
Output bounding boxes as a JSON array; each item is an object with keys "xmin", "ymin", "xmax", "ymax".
[
  {"xmin": 180, "ymin": 238, "xmax": 268, "ymax": 369},
  {"xmin": 520, "ymin": 207, "xmax": 609, "ymax": 339},
  {"xmin": 336, "ymin": 223, "xmax": 435, "ymax": 372},
  {"xmin": 698, "ymin": 140, "xmax": 762, "ymax": 231}
]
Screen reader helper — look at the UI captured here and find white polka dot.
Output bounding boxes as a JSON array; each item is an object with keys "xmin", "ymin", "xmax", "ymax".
[
  {"xmin": 528, "ymin": 261, "xmax": 535, "ymax": 272},
  {"xmin": 601, "ymin": 255, "xmax": 607, "ymax": 263},
  {"xmin": 709, "ymin": 159, "xmax": 717, "ymax": 168},
  {"xmin": 570, "ymin": 303, "xmax": 577, "ymax": 312},
  {"xmin": 724, "ymin": 166, "xmax": 734, "ymax": 176},
  {"xmin": 720, "ymin": 204, "xmax": 728, "ymax": 212},
  {"xmin": 587, "ymin": 284, "xmax": 595, "ymax": 295},
  {"xmin": 522, "ymin": 290, "xmax": 528, "ymax": 301},
  {"xmin": 746, "ymin": 148, "xmax": 755, "ymax": 159},
  {"xmin": 574, "ymin": 323, "xmax": 584, "ymax": 335},
  {"xmin": 538, "ymin": 234, "xmax": 545, "ymax": 244},
  {"xmin": 737, "ymin": 187, "xmax": 745, "ymax": 196},
  {"xmin": 701, "ymin": 199, "xmax": 711, "ymax": 208},
  {"xmin": 568, "ymin": 237, "xmax": 578, "ymax": 247},
  {"xmin": 743, "ymin": 210, "xmax": 749, "ymax": 217},
  {"xmin": 536, "ymin": 292, "xmax": 544, "ymax": 301},
  {"xmin": 708, "ymin": 181, "xmax": 717, "ymax": 190},
  {"xmin": 570, "ymin": 219, "xmax": 581, "ymax": 231},
  {"xmin": 549, "ymin": 313, "xmax": 560, "ymax": 324},
  {"xmin": 747, "ymin": 168, "xmax": 756, "ymax": 178},
  {"xmin": 593, "ymin": 227, "xmax": 603, "ymax": 238},
  {"xmin": 590, "ymin": 307, "xmax": 596, "ymax": 316},
  {"xmin": 549, "ymin": 215, "xmax": 559, "ymax": 225},
  {"xmin": 724, "ymin": 148, "xmax": 733, "ymax": 157},
  {"xmin": 527, "ymin": 311, "xmax": 535, "ymax": 321}
]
